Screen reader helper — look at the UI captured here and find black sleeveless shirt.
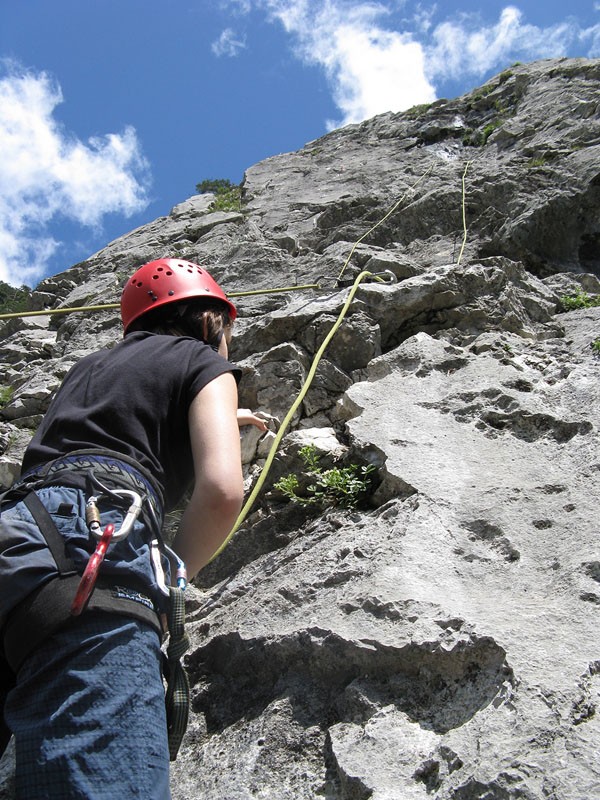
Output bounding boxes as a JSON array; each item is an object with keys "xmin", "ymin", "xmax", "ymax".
[{"xmin": 22, "ymin": 332, "xmax": 241, "ymax": 510}]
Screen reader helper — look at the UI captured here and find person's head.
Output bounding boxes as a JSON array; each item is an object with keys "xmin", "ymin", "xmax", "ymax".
[{"xmin": 120, "ymin": 258, "xmax": 237, "ymax": 354}]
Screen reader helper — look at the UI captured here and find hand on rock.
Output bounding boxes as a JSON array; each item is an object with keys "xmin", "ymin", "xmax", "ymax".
[{"xmin": 237, "ymin": 409, "xmax": 271, "ymax": 431}]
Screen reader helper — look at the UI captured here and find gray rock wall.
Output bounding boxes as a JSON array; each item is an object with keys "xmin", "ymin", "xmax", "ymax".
[{"xmin": 1, "ymin": 58, "xmax": 600, "ymax": 799}]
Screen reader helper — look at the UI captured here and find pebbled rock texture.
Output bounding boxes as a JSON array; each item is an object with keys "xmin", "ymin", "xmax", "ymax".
[{"xmin": 1, "ymin": 58, "xmax": 600, "ymax": 799}]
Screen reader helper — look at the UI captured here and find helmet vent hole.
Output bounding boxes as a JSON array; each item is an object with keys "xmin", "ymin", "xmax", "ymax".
[{"xmin": 152, "ymin": 275, "xmax": 159, "ymax": 280}]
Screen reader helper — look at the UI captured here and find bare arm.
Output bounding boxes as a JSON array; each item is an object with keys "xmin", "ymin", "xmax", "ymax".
[{"xmin": 172, "ymin": 372, "xmax": 244, "ymax": 579}]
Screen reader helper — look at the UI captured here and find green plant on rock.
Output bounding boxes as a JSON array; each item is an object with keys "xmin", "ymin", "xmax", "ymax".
[
  {"xmin": 274, "ymin": 444, "xmax": 376, "ymax": 510},
  {"xmin": 560, "ymin": 291, "xmax": 600, "ymax": 311},
  {"xmin": 196, "ymin": 178, "xmax": 234, "ymax": 194},
  {"xmin": 481, "ymin": 119, "xmax": 503, "ymax": 144},
  {"xmin": 0, "ymin": 281, "xmax": 31, "ymax": 315},
  {"xmin": 471, "ymin": 84, "xmax": 494, "ymax": 102},
  {"xmin": 591, "ymin": 338, "xmax": 600, "ymax": 356},
  {"xmin": 463, "ymin": 117, "xmax": 504, "ymax": 147},
  {"xmin": 405, "ymin": 102, "xmax": 432, "ymax": 118},
  {"xmin": 498, "ymin": 68, "xmax": 515, "ymax": 82},
  {"xmin": 0, "ymin": 385, "xmax": 14, "ymax": 409},
  {"xmin": 298, "ymin": 443, "xmax": 320, "ymax": 472},
  {"xmin": 527, "ymin": 156, "xmax": 547, "ymax": 168},
  {"xmin": 196, "ymin": 177, "xmax": 242, "ymax": 212}
]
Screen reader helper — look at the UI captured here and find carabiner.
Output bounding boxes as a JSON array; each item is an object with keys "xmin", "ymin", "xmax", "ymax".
[
  {"xmin": 71, "ymin": 490, "xmax": 143, "ymax": 616},
  {"xmin": 88, "ymin": 489, "xmax": 143, "ymax": 543},
  {"xmin": 366, "ymin": 270, "xmax": 397, "ymax": 285},
  {"xmin": 71, "ymin": 523, "xmax": 115, "ymax": 616}
]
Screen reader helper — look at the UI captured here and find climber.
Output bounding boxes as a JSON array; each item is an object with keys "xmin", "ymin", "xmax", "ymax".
[{"xmin": 0, "ymin": 258, "xmax": 267, "ymax": 799}]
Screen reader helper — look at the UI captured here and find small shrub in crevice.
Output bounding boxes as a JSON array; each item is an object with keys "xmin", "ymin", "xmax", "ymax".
[
  {"xmin": 463, "ymin": 117, "xmax": 504, "ymax": 147},
  {"xmin": 559, "ymin": 291, "xmax": 600, "ymax": 311},
  {"xmin": 0, "ymin": 385, "xmax": 14, "ymax": 409},
  {"xmin": 274, "ymin": 444, "xmax": 376, "ymax": 510},
  {"xmin": 405, "ymin": 102, "xmax": 432, "ymax": 119},
  {"xmin": 527, "ymin": 156, "xmax": 548, "ymax": 168},
  {"xmin": 196, "ymin": 178, "xmax": 242, "ymax": 212},
  {"xmin": 0, "ymin": 281, "xmax": 31, "ymax": 315}
]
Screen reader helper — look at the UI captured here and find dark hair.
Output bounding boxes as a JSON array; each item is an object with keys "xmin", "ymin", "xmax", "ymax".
[{"xmin": 127, "ymin": 298, "xmax": 232, "ymax": 349}]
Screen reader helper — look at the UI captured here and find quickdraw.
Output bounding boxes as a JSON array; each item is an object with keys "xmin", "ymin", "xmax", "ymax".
[{"xmin": 70, "ymin": 490, "xmax": 143, "ymax": 616}]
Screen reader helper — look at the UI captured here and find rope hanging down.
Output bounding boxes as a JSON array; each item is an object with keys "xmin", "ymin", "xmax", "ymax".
[
  {"xmin": 456, "ymin": 160, "xmax": 472, "ymax": 267},
  {"xmin": 209, "ymin": 165, "xmax": 461, "ymax": 560},
  {"xmin": 337, "ymin": 165, "xmax": 434, "ymax": 281},
  {"xmin": 210, "ymin": 158, "xmax": 473, "ymax": 561},
  {"xmin": 208, "ymin": 268, "xmax": 389, "ymax": 563}
]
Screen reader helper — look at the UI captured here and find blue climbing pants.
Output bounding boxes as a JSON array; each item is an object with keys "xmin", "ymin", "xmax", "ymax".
[{"xmin": 4, "ymin": 612, "xmax": 171, "ymax": 800}]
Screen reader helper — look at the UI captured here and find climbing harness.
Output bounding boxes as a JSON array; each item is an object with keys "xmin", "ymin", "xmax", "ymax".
[{"xmin": 0, "ymin": 452, "xmax": 190, "ymax": 760}]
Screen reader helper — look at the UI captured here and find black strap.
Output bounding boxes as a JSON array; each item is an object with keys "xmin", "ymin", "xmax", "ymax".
[
  {"xmin": 3, "ymin": 574, "xmax": 162, "ymax": 673},
  {"xmin": 0, "ymin": 649, "xmax": 15, "ymax": 759},
  {"xmin": 23, "ymin": 491, "xmax": 77, "ymax": 576}
]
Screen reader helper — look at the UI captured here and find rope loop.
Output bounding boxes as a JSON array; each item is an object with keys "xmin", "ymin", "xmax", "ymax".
[{"xmin": 164, "ymin": 586, "xmax": 190, "ymax": 760}]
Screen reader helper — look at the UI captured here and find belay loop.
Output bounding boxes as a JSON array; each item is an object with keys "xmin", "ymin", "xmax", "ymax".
[{"xmin": 164, "ymin": 586, "xmax": 190, "ymax": 760}]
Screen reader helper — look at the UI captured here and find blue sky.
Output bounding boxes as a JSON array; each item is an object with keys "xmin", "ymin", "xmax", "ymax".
[{"xmin": 1, "ymin": 1, "xmax": 599, "ymax": 287}]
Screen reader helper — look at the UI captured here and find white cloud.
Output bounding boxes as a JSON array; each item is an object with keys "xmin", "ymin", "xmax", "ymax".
[
  {"xmin": 264, "ymin": 1, "xmax": 436, "ymax": 127},
  {"xmin": 0, "ymin": 64, "xmax": 150, "ymax": 285},
  {"xmin": 230, "ymin": 2, "xmax": 600, "ymax": 130},
  {"xmin": 212, "ymin": 27, "xmax": 247, "ymax": 56},
  {"xmin": 426, "ymin": 6, "xmax": 580, "ymax": 80},
  {"xmin": 322, "ymin": 24, "xmax": 435, "ymax": 126}
]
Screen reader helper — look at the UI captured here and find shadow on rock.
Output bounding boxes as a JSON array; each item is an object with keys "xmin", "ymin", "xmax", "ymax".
[{"xmin": 187, "ymin": 626, "xmax": 513, "ymax": 738}]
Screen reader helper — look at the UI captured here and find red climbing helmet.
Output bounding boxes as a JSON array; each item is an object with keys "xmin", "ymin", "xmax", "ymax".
[{"xmin": 120, "ymin": 258, "xmax": 237, "ymax": 333}]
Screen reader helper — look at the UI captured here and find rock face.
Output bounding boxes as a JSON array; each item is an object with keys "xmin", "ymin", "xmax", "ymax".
[{"xmin": 1, "ymin": 58, "xmax": 600, "ymax": 798}]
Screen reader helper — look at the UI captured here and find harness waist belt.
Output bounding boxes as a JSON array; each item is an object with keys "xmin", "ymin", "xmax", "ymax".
[{"xmin": 19, "ymin": 451, "xmax": 164, "ymax": 527}]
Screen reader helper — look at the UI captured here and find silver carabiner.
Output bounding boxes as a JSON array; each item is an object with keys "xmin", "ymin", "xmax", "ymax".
[
  {"xmin": 88, "ymin": 489, "xmax": 143, "ymax": 543},
  {"xmin": 367, "ymin": 270, "xmax": 397, "ymax": 285}
]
